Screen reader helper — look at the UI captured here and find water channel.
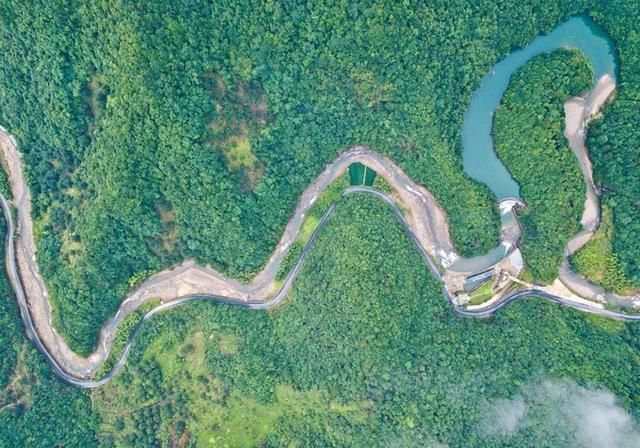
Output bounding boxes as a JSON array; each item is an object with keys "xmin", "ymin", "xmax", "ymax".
[{"xmin": 461, "ymin": 15, "xmax": 617, "ymax": 201}]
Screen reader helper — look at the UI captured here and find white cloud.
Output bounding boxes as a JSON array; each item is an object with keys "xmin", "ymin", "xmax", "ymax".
[
  {"xmin": 481, "ymin": 378, "xmax": 640, "ymax": 448},
  {"xmin": 485, "ymin": 396, "xmax": 527, "ymax": 436}
]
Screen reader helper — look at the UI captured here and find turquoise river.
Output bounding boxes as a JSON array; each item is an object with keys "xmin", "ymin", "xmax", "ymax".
[{"xmin": 461, "ymin": 15, "xmax": 617, "ymax": 200}]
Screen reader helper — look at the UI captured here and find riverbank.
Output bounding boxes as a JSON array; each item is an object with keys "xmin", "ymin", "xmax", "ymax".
[
  {"xmin": 563, "ymin": 74, "xmax": 615, "ymax": 233},
  {"xmin": 559, "ymin": 75, "xmax": 639, "ymax": 305}
]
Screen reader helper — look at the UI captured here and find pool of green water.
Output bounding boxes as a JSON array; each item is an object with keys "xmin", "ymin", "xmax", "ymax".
[{"xmin": 349, "ymin": 162, "xmax": 377, "ymax": 186}]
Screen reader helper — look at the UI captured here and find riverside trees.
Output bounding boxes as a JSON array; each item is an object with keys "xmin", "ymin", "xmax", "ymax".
[{"xmin": 493, "ymin": 50, "xmax": 591, "ymax": 283}]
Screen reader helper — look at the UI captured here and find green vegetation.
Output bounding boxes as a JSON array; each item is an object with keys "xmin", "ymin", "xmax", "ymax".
[
  {"xmin": 588, "ymin": 1, "xmax": 640, "ymax": 286},
  {"xmin": 205, "ymin": 76, "xmax": 269, "ymax": 192},
  {"xmin": 493, "ymin": 50, "xmax": 592, "ymax": 283},
  {"xmin": 92, "ymin": 194, "xmax": 640, "ymax": 447},
  {"xmin": 276, "ymin": 175, "xmax": 348, "ymax": 282},
  {"xmin": 0, "ymin": 0, "xmax": 633, "ymax": 355},
  {"xmin": 0, "ymin": 168, "xmax": 9, "ymax": 199},
  {"xmin": 2, "ymin": 0, "xmax": 595, "ymax": 352},
  {"xmin": 372, "ymin": 174, "xmax": 393, "ymax": 194},
  {"xmin": 570, "ymin": 206, "xmax": 637, "ymax": 294},
  {"xmin": 0, "ymin": 213, "xmax": 97, "ymax": 447},
  {"xmin": 0, "ymin": 2, "xmax": 640, "ymax": 446},
  {"xmin": 468, "ymin": 279, "xmax": 495, "ymax": 305},
  {"xmin": 96, "ymin": 299, "xmax": 161, "ymax": 378},
  {"xmin": 3, "ymin": 189, "xmax": 640, "ymax": 446}
]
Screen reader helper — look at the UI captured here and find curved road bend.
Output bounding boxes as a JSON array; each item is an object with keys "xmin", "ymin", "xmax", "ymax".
[
  {"xmin": 0, "ymin": 41, "xmax": 636, "ymax": 387},
  {"xmin": 4, "ymin": 186, "xmax": 640, "ymax": 389},
  {"xmin": 2, "ymin": 127, "xmax": 520, "ymax": 380}
]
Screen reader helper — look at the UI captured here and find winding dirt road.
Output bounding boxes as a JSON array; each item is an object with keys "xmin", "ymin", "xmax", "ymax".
[{"xmin": 0, "ymin": 136, "xmax": 466, "ymax": 378}]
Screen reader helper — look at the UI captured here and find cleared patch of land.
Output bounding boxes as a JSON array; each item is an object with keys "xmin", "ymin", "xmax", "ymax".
[{"xmin": 205, "ymin": 75, "xmax": 269, "ymax": 191}]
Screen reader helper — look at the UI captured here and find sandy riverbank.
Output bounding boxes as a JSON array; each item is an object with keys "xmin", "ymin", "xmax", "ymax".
[{"xmin": 559, "ymin": 75, "xmax": 639, "ymax": 304}]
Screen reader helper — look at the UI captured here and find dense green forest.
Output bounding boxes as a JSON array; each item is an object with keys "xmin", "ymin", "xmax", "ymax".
[
  {"xmin": 493, "ymin": 50, "xmax": 590, "ymax": 283},
  {"xmin": 570, "ymin": 206, "xmax": 638, "ymax": 294},
  {"xmin": 3, "ymin": 192, "xmax": 640, "ymax": 446},
  {"xmin": 0, "ymin": 0, "xmax": 617, "ymax": 352},
  {"xmin": 90, "ymin": 195, "xmax": 640, "ymax": 446}
]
